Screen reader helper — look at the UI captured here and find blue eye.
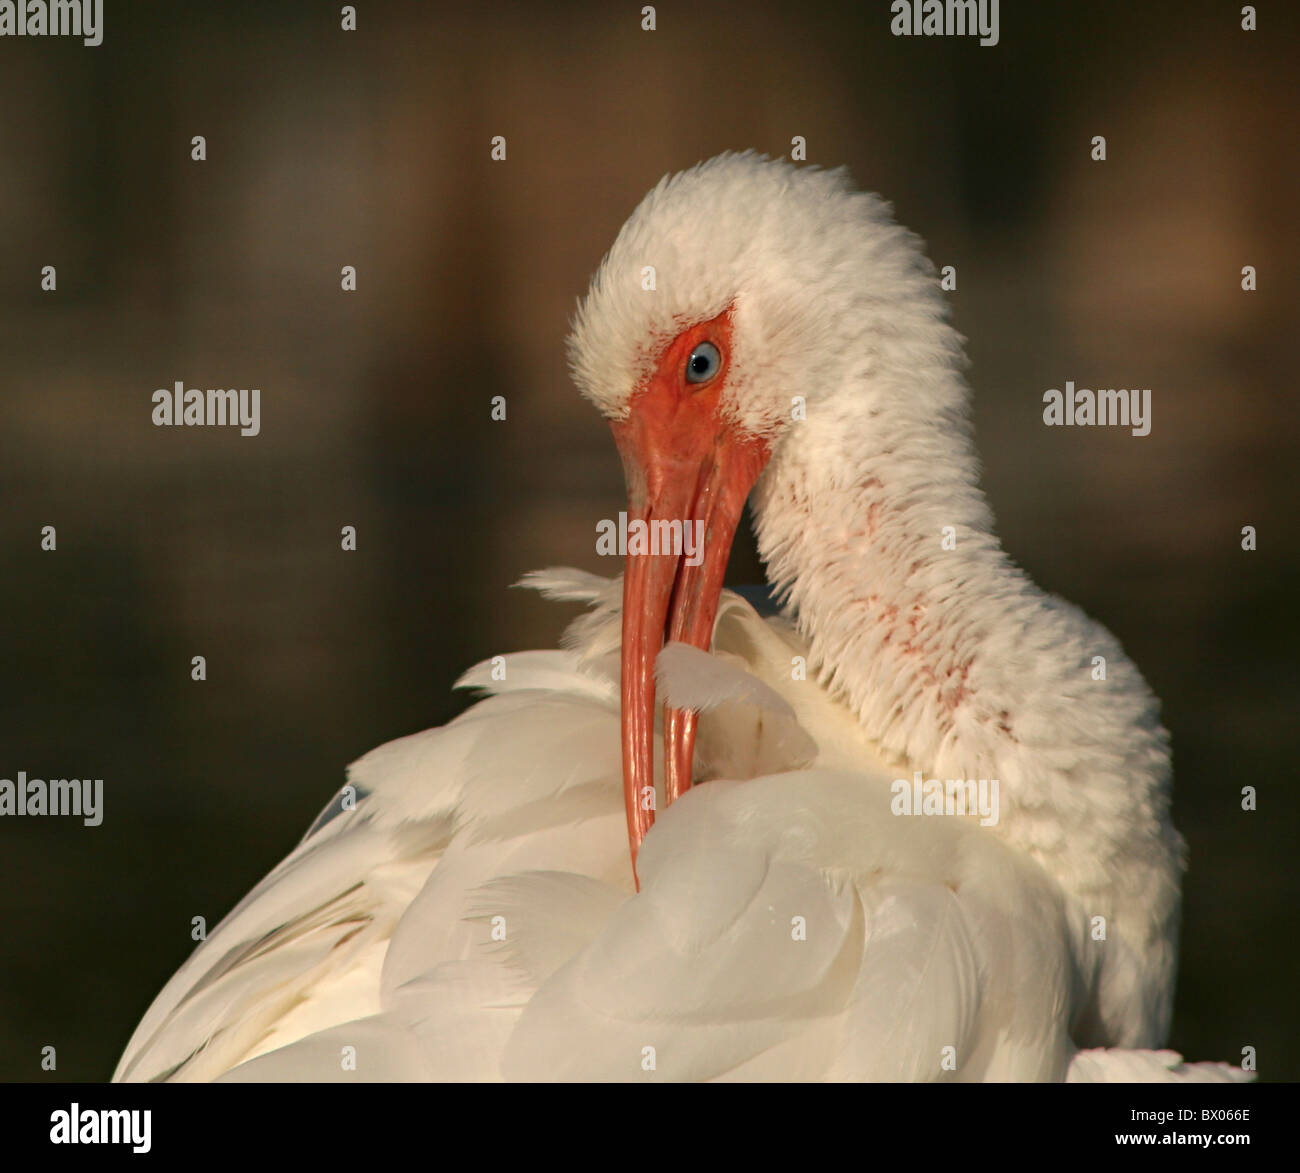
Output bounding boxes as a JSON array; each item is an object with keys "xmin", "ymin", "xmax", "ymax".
[{"xmin": 685, "ymin": 341, "xmax": 722, "ymax": 384}]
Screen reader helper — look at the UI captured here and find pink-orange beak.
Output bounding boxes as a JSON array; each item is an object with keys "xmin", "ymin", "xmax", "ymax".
[{"xmin": 611, "ymin": 309, "xmax": 770, "ymax": 887}]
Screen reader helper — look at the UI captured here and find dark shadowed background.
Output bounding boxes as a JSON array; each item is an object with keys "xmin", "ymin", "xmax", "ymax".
[{"xmin": 1, "ymin": 0, "xmax": 1296, "ymax": 1081}]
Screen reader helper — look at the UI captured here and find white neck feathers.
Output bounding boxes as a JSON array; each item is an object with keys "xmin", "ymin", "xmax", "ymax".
[{"xmin": 749, "ymin": 289, "xmax": 1184, "ymax": 1046}]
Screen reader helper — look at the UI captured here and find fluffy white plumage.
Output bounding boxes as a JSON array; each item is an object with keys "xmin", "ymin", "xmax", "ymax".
[{"xmin": 114, "ymin": 153, "xmax": 1239, "ymax": 1083}]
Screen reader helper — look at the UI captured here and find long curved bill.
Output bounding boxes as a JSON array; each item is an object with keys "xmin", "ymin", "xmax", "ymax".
[{"xmin": 611, "ymin": 380, "xmax": 769, "ymax": 888}]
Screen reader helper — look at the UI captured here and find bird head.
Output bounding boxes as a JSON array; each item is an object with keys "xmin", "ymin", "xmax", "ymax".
[{"xmin": 568, "ymin": 151, "xmax": 968, "ymax": 883}]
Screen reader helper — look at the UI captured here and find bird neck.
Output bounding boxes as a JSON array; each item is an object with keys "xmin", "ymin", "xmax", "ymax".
[
  {"xmin": 749, "ymin": 374, "xmax": 1184, "ymax": 1045},
  {"xmin": 751, "ymin": 400, "xmax": 1033, "ymax": 795}
]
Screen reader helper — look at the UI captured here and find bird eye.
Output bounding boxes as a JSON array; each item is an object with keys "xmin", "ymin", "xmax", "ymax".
[{"xmin": 685, "ymin": 341, "xmax": 722, "ymax": 385}]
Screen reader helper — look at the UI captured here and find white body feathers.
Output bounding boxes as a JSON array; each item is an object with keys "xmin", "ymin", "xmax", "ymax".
[{"xmin": 115, "ymin": 571, "xmax": 1236, "ymax": 1083}]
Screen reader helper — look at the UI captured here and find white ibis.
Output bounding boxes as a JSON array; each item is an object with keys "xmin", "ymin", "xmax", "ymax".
[{"xmin": 114, "ymin": 152, "xmax": 1243, "ymax": 1083}]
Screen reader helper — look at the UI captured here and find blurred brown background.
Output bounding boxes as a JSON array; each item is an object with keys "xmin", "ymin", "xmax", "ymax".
[{"xmin": 0, "ymin": 0, "xmax": 1295, "ymax": 1081}]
